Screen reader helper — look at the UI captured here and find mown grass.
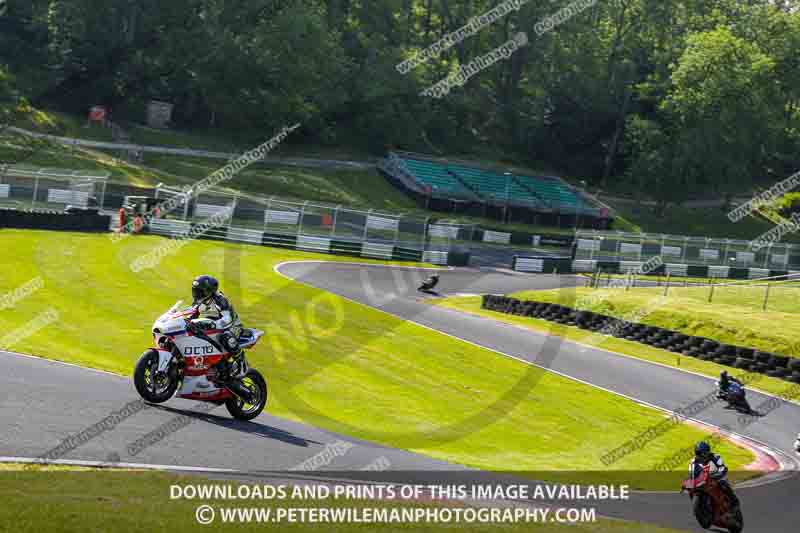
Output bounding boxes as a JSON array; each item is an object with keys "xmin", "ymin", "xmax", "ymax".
[
  {"xmin": 0, "ymin": 469, "xmax": 689, "ymax": 533},
  {"xmin": 0, "ymin": 133, "xmax": 416, "ymax": 207},
  {"xmin": 511, "ymin": 284, "xmax": 800, "ymax": 355},
  {"xmin": 0, "ymin": 136, "xmax": 181, "ymax": 188},
  {"xmin": 0, "ymin": 229, "xmax": 753, "ymax": 486},
  {"xmin": 140, "ymin": 153, "xmax": 418, "ymax": 209},
  {"xmin": 608, "ymin": 201, "xmax": 796, "ymax": 242},
  {"xmin": 11, "ymin": 106, "xmax": 115, "ymax": 142}
]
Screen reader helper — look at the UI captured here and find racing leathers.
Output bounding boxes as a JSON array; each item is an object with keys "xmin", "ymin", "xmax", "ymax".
[
  {"xmin": 719, "ymin": 374, "xmax": 742, "ymax": 394},
  {"xmin": 192, "ymin": 291, "xmax": 245, "ymax": 380},
  {"xmin": 689, "ymin": 454, "xmax": 740, "ymax": 510}
]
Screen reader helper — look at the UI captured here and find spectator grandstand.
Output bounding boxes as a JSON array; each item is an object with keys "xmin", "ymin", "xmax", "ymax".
[
  {"xmin": 399, "ymin": 158, "xmax": 478, "ymax": 200},
  {"xmin": 388, "ymin": 152, "xmax": 593, "ymax": 214}
]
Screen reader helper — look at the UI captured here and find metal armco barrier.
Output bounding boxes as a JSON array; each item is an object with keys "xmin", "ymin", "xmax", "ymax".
[
  {"xmin": 422, "ymin": 250, "xmax": 469, "ymax": 266},
  {"xmin": 529, "ymin": 234, "xmax": 574, "ymax": 247},
  {"xmin": 147, "ymin": 219, "xmax": 193, "ymax": 238},
  {"xmin": 423, "ymin": 251, "xmax": 449, "ymax": 265},
  {"xmin": 144, "ymin": 221, "xmax": 427, "ymax": 263},
  {"xmin": 2, "ymin": 165, "xmax": 581, "ymax": 262},
  {"xmin": 665, "ymin": 264, "xmax": 688, "ymax": 277},
  {"xmin": 513, "ymin": 255, "xmax": 572, "ymax": 273}
]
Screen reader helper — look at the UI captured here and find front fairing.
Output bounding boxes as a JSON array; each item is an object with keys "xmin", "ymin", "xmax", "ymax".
[
  {"xmin": 153, "ymin": 300, "xmax": 196, "ymax": 335},
  {"xmin": 685, "ymin": 463, "xmax": 710, "ymax": 491}
]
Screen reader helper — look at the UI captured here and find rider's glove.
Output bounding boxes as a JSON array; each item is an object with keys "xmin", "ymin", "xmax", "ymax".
[{"xmin": 192, "ymin": 319, "xmax": 216, "ymax": 331}]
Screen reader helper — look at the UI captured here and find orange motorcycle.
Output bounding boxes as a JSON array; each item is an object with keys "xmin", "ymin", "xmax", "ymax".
[{"xmin": 681, "ymin": 463, "xmax": 743, "ymax": 532}]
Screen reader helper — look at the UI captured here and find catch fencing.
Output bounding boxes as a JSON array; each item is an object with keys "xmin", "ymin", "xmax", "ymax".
[
  {"xmin": 0, "ymin": 165, "xmax": 109, "ymax": 211},
  {"xmin": 0, "ymin": 166, "xmax": 438, "ymax": 250},
  {"xmin": 181, "ymin": 191, "xmax": 433, "ymax": 251},
  {"xmin": 1, "ymin": 165, "xmax": 575, "ymax": 267},
  {"xmin": 575, "ymin": 230, "xmax": 800, "ymax": 271},
  {"xmin": 1, "ymin": 164, "xmax": 576, "ymax": 249}
]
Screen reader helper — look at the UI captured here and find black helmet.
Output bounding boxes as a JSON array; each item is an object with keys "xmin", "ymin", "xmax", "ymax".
[
  {"xmin": 695, "ymin": 441, "xmax": 712, "ymax": 461},
  {"xmin": 192, "ymin": 275, "xmax": 219, "ymax": 304},
  {"xmin": 721, "ymin": 371, "xmax": 728, "ymax": 378}
]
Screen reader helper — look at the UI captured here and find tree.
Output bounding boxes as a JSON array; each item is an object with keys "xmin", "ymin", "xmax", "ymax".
[{"xmin": 662, "ymin": 27, "xmax": 779, "ymax": 196}]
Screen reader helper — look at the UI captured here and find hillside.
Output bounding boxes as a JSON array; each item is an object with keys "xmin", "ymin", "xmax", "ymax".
[{"xmin": 1, "ymin": 107, "xmax": 791, "ymax": 241}]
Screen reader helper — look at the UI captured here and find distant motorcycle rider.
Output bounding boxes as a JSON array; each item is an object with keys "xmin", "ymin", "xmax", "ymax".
[
  {"xmin": 190, "ymin": 275, "xmax": 245, "ymax": 380},
  {"xmin": 421, "ymin": 274, "xmax": 440, "ymax": 290},
  {"xmin": 689, "ymin": 441, "xmax": 740, "ymax": 510},
  {"xmin": 718, "ymin": 371, "xmax": 742, "ymax": 397}
]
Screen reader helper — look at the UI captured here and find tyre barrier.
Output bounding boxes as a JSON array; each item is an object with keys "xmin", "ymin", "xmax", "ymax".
[
  {"xmin": 0, "ymin": 207, "xmax": 111, "ymax": 231},
  {"xmin": 481, "ymin": 294, "xmax": 800, "ymax": 383}
]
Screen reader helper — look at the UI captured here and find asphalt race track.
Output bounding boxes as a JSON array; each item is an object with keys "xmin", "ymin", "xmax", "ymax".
[
  {"xmin": 277, "ymin": 262, "xmax": 800, "ymax": 532},
  {"xmin": 2, "ymin": 260, "xmax": 799, "ymax": 531}
]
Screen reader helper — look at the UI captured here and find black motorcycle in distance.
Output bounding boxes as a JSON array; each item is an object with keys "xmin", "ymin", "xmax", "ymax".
[
  {"xmin": 716, "ymin": 381, "xmax": 752, "ymax": 414},
  {"xmin": 418, "ymin": 275, "xmax": 440, "ymax": 293}
]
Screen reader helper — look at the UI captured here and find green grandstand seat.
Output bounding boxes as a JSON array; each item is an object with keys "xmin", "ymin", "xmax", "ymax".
[
  {"xmin": 398, "ymin": 156, "xmax": 591, "ymax": 213},
  {"xmin": 401, "ymin": 158, "xmax": 472, "ymax": 196},
  {"xmin": 516, "ymin": 175, "xmax": 586, "ymax": 210},
  {"xmin": 448, "ymin": 165, "xmax": 543, "ymax": 205}
]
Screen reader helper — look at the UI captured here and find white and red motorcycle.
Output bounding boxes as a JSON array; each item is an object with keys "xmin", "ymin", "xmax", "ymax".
[{"xmin": 133, "ymin": 301, "xmax": 267, "ymax": 420}]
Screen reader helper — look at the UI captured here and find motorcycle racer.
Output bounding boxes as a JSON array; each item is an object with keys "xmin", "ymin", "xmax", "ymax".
[
  {"xmin": 190, "ymin": 275, "xmax": 245, "ymax": 380},
  {"xmin": 422, "ymin": 274, "xmax": 439, "ymax": 289},
  {"xmin": 718, "ymin": 371, "xmax": 742, "ymax": 397},
  {"xmin": 689, "ymin": 441, "xmax": 740, "ymax": 511}
]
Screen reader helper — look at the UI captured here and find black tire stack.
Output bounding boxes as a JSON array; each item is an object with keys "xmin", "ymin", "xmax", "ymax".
[
  {"xmin": 481, "ymin": 294, "xmax": 800, "ymax": 384},
  {"xmin": 789, "ymin": 359, "xmax": 800, "ymax": 383}
]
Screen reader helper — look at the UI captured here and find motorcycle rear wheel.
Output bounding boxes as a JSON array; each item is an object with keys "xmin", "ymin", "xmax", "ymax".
[
  {"xmin": 225, "ymin": 369, "xmax": 268, "ymax": 421},
  {"xmin": 134, "ymin": 349, "xmax": 178, "ymax": 403}
]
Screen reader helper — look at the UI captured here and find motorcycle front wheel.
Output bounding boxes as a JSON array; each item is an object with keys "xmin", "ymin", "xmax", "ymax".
[
  {"xmin": 225, "ymin": 369, "xmax": 268, "ymax": 421},
  {"xmin": 134, "ymin": 349, "xmax": 178, "ymax": 403},
  {"xmin": 727, "ymin": 507, "xmax": 743, "ymax": 533},
  {"xmin": 692, "ymin": 494, "xmax": 713, "ymax": 529}
]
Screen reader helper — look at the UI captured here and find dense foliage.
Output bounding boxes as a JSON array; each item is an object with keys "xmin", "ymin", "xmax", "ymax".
[{"xmin": 1, "ymin": 0, "xmax": 799, "ymax": 205}]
